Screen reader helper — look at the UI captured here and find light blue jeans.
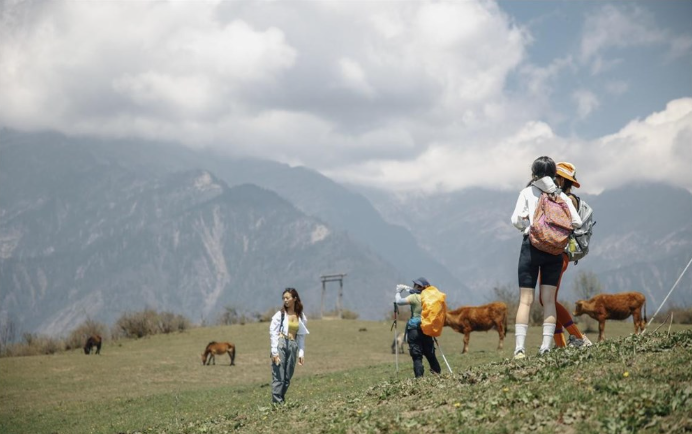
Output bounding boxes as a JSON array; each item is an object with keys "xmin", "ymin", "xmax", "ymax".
[{"xmin": 271, "ymin": 337, "xmax": 298, "ymax": 403}]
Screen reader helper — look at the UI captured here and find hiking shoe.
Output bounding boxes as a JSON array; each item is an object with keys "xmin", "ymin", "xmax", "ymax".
[
  {"xmin": 513, "ymin": 349, "xmax": 526, "ymax": 360},
  {"xmin": 568, "ymin": 335, "xmax": 584, "ymax": 348},
  {"xmin": 538, "ymin": 347, "xmax": 551, "ymax": 356}
]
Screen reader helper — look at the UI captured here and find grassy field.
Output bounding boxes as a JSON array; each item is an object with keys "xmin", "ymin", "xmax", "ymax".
[{"xmin": 1, "ymin": 319, "xmax": 691, "ymax": 433}]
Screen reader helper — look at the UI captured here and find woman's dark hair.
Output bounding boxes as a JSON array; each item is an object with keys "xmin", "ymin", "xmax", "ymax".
[
  {"xmin": 527, "ymin": 156, "xmax": 557, "ymax": 186},
  {"xmin": 282, "ymin": 288, "xmax": 303, "ymax": 318},
  {"xmin": 558, "ymin": 176, "xmax": 574, "ymax": 191}
]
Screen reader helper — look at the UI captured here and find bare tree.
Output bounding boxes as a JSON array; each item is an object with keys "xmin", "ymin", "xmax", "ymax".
[
  {"xmin": 572, "ymin": 270, "xmax": 602, "ymax": 300},
  {"xmin": 218, "ymin": 306, "xmax": 239, "ymax": 325},
  {"xmin": 0, "ymin": 318, "xmax": 17, "ymax": 355}
]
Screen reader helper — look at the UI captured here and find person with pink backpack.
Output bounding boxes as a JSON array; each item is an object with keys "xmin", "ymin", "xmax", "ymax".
[{"xmin": 510, "ymin": 156, "xmax": 582, "ymax": 359}]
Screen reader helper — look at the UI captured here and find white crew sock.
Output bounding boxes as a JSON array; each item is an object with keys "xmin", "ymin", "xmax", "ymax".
[
  {"xmin": 514, "ymin": 324, "xmax": 528, "ymax": 353},
  {"xmin": 541, "ymin": 323, "xmax": 556, "ymax": 350}
]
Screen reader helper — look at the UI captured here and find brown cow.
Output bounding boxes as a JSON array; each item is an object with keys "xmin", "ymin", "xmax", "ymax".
[
  {"xmin": 574, "ymin": 292, "xmax": 647, "ymax": 342},
  {"xmin": 84, "ymin": 335, "xmax": 102, "ymax": 355},
  {"xmin": 201, "ymin": 341, "xmax": 236, "ymax": 366},
  {"xmin": 445, "ymin": 302, "xmax": 507, "ymax": 354}
]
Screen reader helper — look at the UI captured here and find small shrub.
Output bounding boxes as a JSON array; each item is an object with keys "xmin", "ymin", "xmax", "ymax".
[
  {"xmin": 1, "ymin": 333, "xmax": 65, "ymax": 357},
  {"xmin": 217, "ymin": 306, "xmax": 260, "ymax": 325},
  {"xmin": 657, "ymin": 305, "xmax": 692, "ymax": 325},
  {"xmin": 259, "ymin": 306, "xmax": 280, "ymax": 322},
  {"xmin": 114, "ymin": 309, "xmax": 191, "ymax": 339},
  {"xmin": 322, "ymin": 309, "xmax": 359, "ymax": 320},
  {"xmin": 341, "ymin": 309, "xmax": 359, "ymax": 320},
  {"xmin": 383, "ymin": 306, "xmax": 411, "ymax": 322},
  {"xmin": 157, "ymin": 311, "xmax": 191, "ymax": 334}
]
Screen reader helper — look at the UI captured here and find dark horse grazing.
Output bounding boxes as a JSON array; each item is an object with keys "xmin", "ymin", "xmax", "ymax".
[
  {"xmin": 84, "ymin": 335, "xmax": 102, "ymax": 355},
  {"xmin": 201, "ymin": 341, "xmax": 236, "ymax": 366}
]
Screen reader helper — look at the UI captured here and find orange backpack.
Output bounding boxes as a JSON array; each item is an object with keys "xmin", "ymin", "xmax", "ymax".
[{"xmin": 420, "ymin": 286, "xmax": 447, "ymax": 337}]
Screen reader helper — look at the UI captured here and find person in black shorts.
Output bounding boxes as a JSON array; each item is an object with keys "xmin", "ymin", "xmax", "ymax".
[{"xmin": 510, "ymin": 156, "xmax": 582, "ymax": 359}]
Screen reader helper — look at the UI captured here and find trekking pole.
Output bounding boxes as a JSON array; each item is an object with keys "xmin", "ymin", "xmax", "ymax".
[
  {"xmin": 433, "ymin": 337, "xmax": 453, "ymax": 374},
  {"xmin": 390, "ymin": 302, "xmax": 399, "ymax": 375},
  {"xmin": 643, "ymin": 256, "xmax": 692, "ymax": 332}
]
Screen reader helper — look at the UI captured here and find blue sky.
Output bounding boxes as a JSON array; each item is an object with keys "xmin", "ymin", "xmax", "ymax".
[{"xmin": 1, "ymin": 0, "xmax": 691, "ymax": 193}]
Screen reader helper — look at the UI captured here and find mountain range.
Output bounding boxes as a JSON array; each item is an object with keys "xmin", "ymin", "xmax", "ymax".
[{"xmin": 1, "ymin": 129, "xmax": 691, "ymax": 336}]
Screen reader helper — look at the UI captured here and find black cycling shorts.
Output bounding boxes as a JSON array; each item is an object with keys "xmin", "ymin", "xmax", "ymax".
[{"xmin": 517, "ymin": 236, "xmax": 563, "ymax": 288}]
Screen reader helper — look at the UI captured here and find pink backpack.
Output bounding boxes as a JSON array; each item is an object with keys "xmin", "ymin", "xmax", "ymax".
[{"xmin": 529, "ymin": 192, "xmax": 573, "ymax": 255}]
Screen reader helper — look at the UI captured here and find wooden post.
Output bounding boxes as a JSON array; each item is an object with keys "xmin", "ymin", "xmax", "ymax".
[
  {"xmin": 321, "ymin": 279, "xmax": 326, "ymax": 319},
  {"xmin": 320, "ymin": 273, "xmax": 347, "ymax": 319},
  {"xmin": 338, "ymin": 278, "xmax": 343, "ymax": 319}
]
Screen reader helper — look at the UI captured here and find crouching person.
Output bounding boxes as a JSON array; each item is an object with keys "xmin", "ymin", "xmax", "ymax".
[{"xmin": 395, "ymin": 277, "xmax": 441, "ymax": 378}]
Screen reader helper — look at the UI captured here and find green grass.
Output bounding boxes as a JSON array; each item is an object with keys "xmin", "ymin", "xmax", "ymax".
[{"xmin": 1, "ymin": 320, "xmax": 691, "ymax": 433}]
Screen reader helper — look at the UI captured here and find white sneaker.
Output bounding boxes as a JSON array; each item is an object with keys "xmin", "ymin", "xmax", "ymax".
[
  {"xmin": 513, "ymin": 349, "xmax": 526, "ymax": 360},
  {"xmin": 538, "ymin": 347, "xmax": 551, "ymax": 356},
  {"xmin": 582, "ymin": 336, "xmax": 593, "ymax": 347}
]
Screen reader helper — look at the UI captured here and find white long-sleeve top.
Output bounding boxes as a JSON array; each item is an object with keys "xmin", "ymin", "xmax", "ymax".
[
  {"xmin": 511, "ymin": 176, "xmax": 582, "ymax": 235},
  {"xmin": 269, "ymin": 310, "xmax": 309, "ymax": 358}
]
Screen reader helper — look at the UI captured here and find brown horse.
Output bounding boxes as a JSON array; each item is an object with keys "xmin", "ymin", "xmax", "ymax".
[
  {"xmin": 84, "ymin": 335, "xmax": 102, "ymax": 355},
  {"xmin": 201, "ymin": 341, "xmax": 236, "ymax": 366}
]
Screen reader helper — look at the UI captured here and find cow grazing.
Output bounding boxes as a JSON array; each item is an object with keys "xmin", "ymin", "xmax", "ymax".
[
  {"xmin": 574, "ymin": 292, "xmax": 647, "ymax": 342},
  {"xmin": 391, "ymin": 331, "xmax": 406, "ymax": 354},
  {"xmin": 84, "ymin": 335, "xmax": 102, "ymax": 355},
  {"xmin": 201, "ymin": 341, "xmax": 236, "ymax": 366},
  {"xmin": 444, "ymin": 302, "xmax": 508, "ymax": 354}
]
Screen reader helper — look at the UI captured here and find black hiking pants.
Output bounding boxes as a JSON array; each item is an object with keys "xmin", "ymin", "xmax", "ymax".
[{"xmin": 407, "ymin": 327, "xmax": 441, "ymax": 378}]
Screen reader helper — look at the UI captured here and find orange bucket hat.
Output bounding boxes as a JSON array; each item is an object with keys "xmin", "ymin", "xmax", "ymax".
[{"xmin": 556, "ymin": 162, "xmax": 580, "ymax": 188}]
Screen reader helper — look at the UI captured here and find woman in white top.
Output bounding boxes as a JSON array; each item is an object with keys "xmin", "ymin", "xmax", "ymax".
[
  {"xmin": 510, "ymin": 156, "xmax": 582, "ymax": 359},
  {"xmin": 269, "ymin": 288, "xmax": 309, "ymax": 404}
]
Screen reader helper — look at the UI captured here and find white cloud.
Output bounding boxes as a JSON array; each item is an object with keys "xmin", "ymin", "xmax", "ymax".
[
  {"xmin": 0, "ymin": 0, "xmax": 527, "ymax": 163},
  {"xmin": 588, "ymin": 98, "xmax": 692, "ymax": 193},
  {"xmin": 579, "ymin": 4, "xmax": 691, "ymax": 75},
  {"xmin": 604, "ymin": 81, "xmax": 629, "ymax": 96},
  {"xmin": 572, "ymin": 90, "xmax": 600, "ymax": 120},
  {"xmin": 1, "ymin": 0, "xmax": 690, "ymax": 196},
  {"xmin": 0, "ymin": 1, "xmax": 296, "ymax": 130},
  {"xmin": 328, "ymin": 98, "xmax": 692, "ymax": 194},
  {"xmin": 337, "ymin": 58, "xmax": 376, "ymax": 97},
  {"xmin": 580, "ymin": 4, "xmax": 664, "ymax": 64},
  {"xmin": 666, "ymin": 36, "xmax": 692, "ymax": 62}
]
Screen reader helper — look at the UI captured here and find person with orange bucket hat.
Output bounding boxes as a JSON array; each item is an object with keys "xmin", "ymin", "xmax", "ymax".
[{"xmin": 538, "ymin": 162, "xmax": 593, "ymax": 348}]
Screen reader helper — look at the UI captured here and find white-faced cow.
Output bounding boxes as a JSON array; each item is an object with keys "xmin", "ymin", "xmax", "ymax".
[
  {"xmin": 574, "ymin": 292, "xmax": 646, "ymax": 342},
  {"xmin": 391, "ymin": 331, "xmax": 406, "ymax": 354},
  {"xmin": 445, "ymin": 302, "xmax": 507, "ymax": 354}
]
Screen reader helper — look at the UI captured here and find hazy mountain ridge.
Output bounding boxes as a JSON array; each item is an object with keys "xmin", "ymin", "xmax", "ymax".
[
  {"xmin": 1, "ymin": 135, "xmax": 408, "ymax": 335},
  {"xmin": 2, "ymin": 130, "xmax": 690, "ymax": 337},
  {"xmin": 2, "ymin": 128, "xmax": 469, "ymax": 287}
]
